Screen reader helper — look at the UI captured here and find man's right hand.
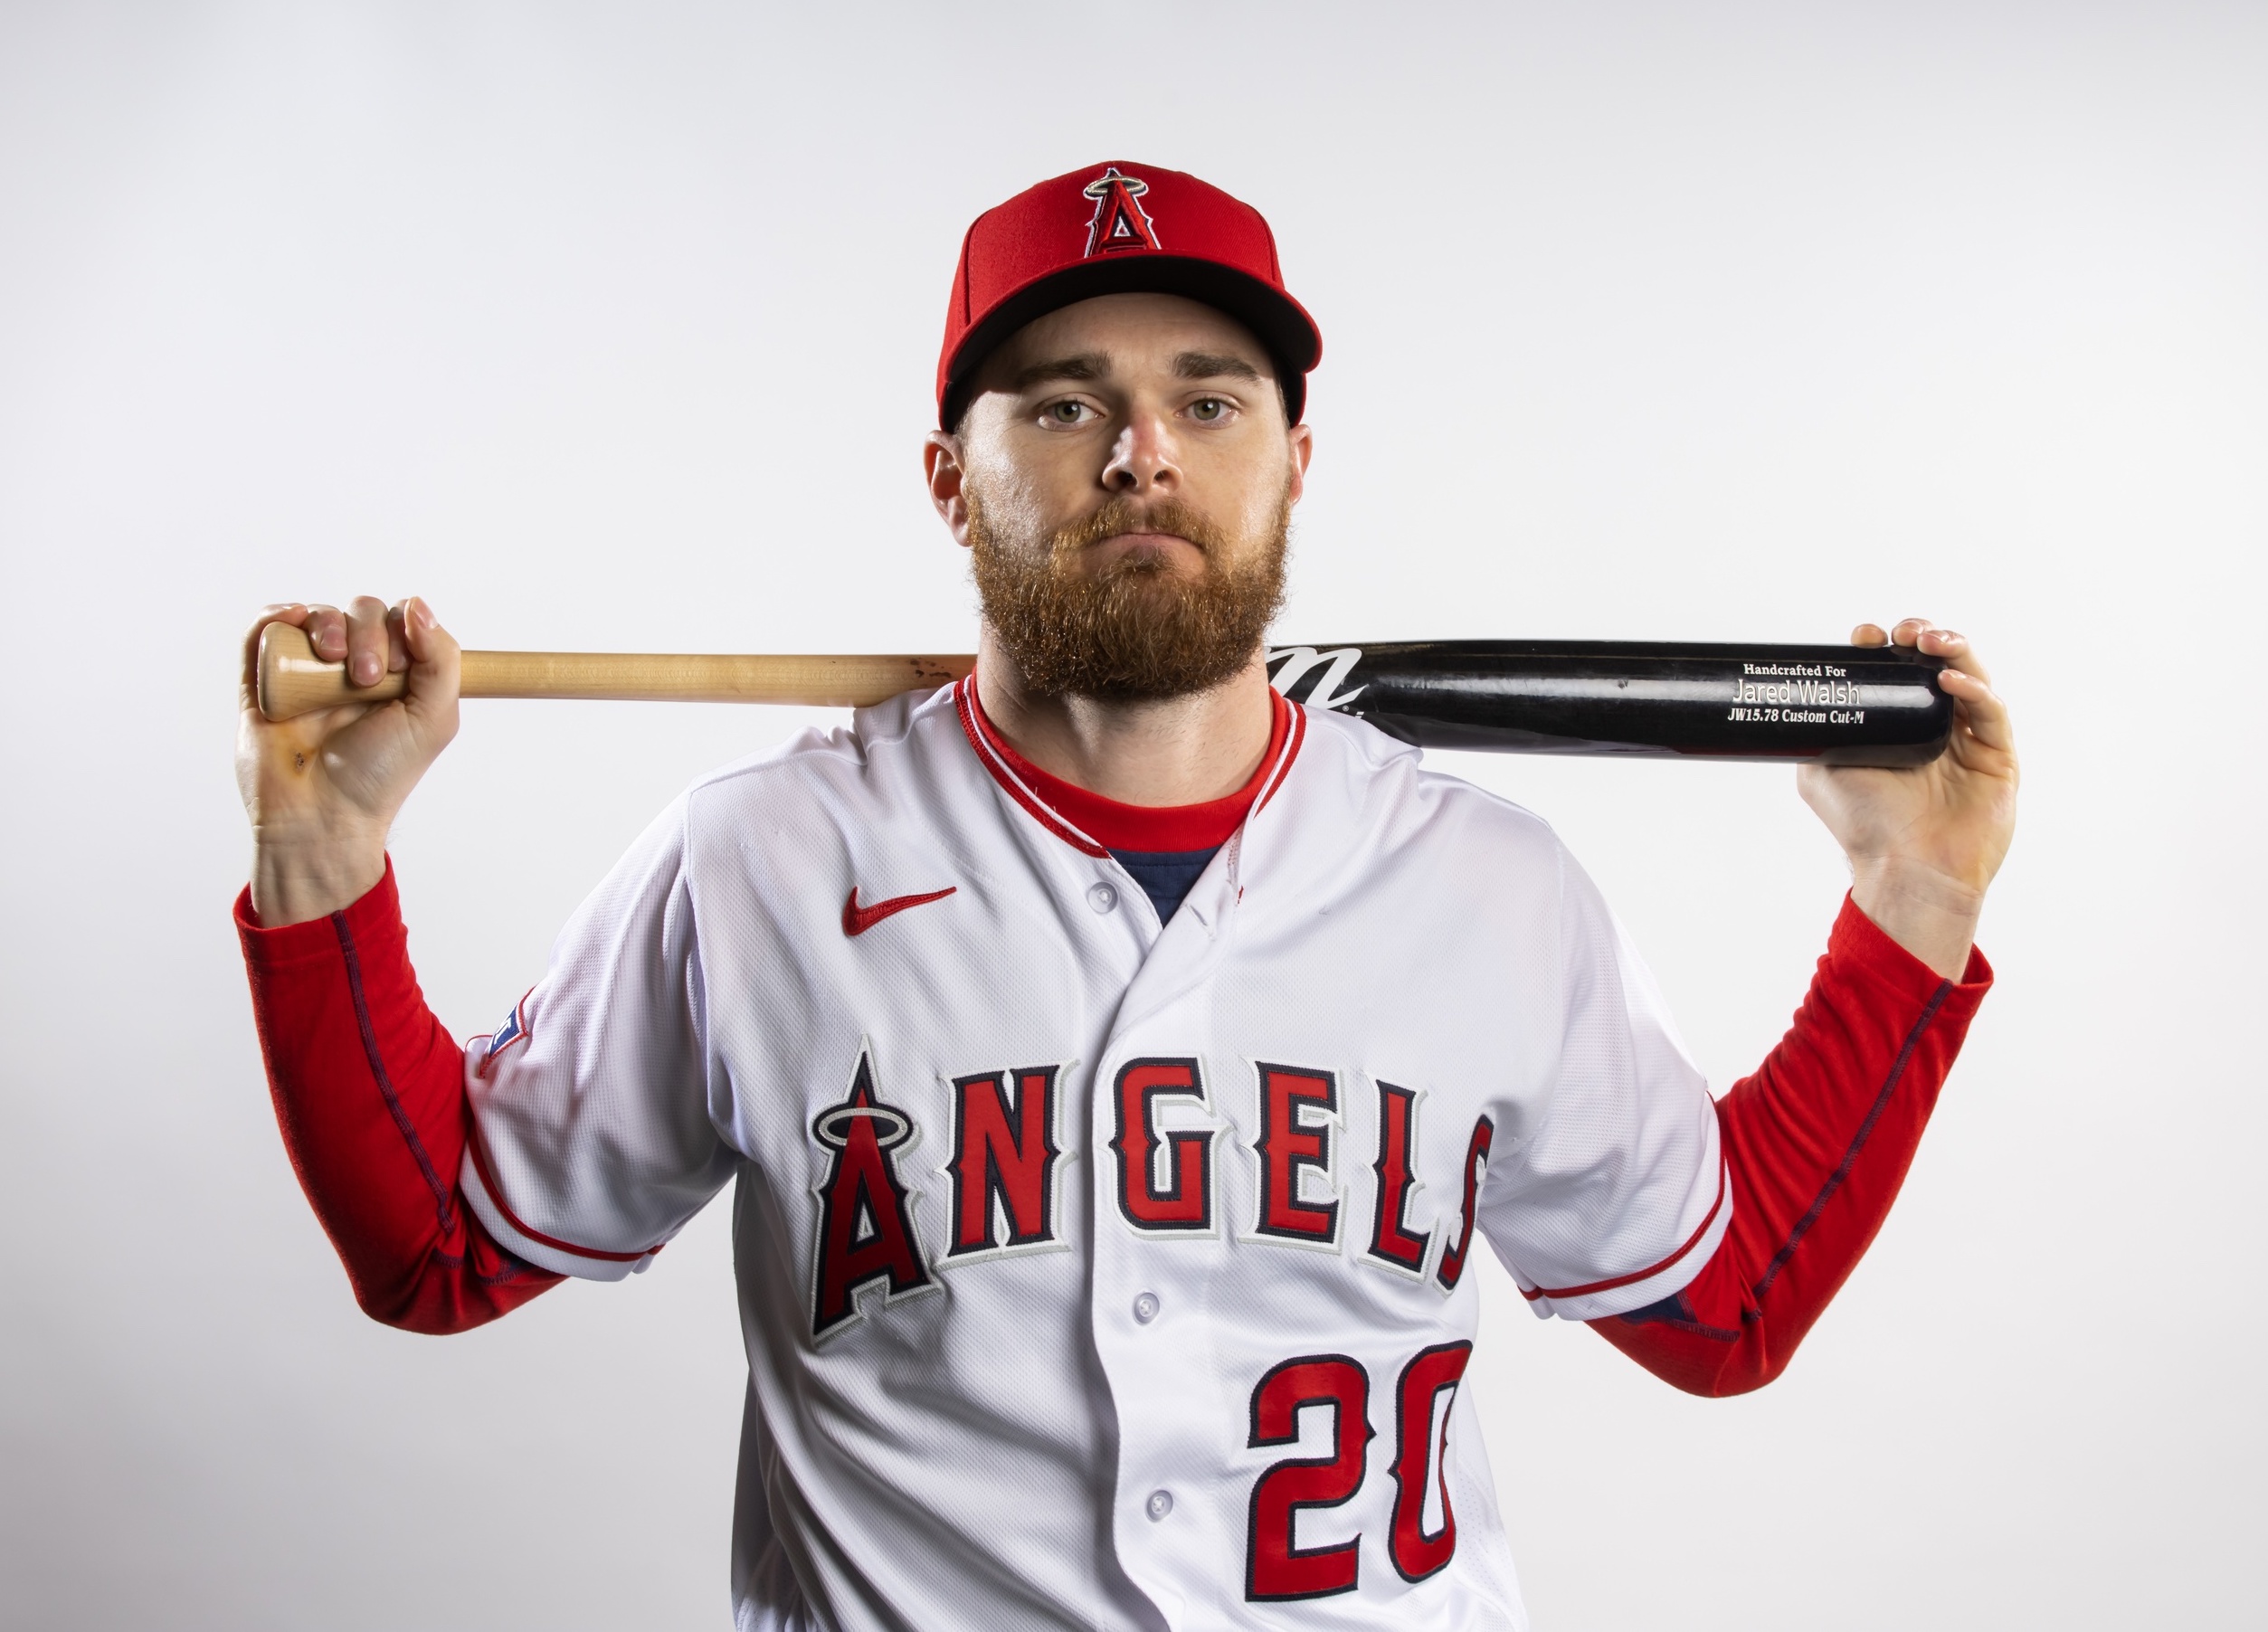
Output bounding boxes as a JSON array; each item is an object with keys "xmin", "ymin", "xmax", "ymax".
[{"xmin": 236, "ymin": 596, "xmax": 460, "ymax": 925}]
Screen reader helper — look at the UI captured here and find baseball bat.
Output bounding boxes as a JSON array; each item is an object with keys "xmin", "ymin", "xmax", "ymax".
[
  {"xmin": 255, "ymin": 622, "xmax": 974, "ymax": 716},
  {"xmin": 254, "ymin": 622, "xmax": 1950, "ymax": 764}
]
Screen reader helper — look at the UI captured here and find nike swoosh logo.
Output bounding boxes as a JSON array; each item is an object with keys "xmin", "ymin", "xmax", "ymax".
[{"xmin": 842, "ymin": 885, "xmax": 957, "ymax": 937}]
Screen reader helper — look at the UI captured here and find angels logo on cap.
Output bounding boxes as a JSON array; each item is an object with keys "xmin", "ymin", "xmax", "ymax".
[
  {"xmin": 935, "ymin": 160, "xmax": 1324, "ymax": 429},
  {"xmin": 1082, "ymin": 167, "xmax": 1161, "ymax": 256}
]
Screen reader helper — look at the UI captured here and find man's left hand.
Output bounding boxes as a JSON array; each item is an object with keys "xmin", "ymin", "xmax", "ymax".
[{"xmin": 1798, "ymin": 619, "xmax": 2018, "ymax": 979}]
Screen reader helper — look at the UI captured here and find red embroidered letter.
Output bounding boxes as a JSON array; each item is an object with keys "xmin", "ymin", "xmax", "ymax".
[
  {"xmin": 944, "ymin": 1066, "xmax": 1063, "ymax": 1259},
  {"xmin": 1366, "ymin": 1081, "xmax": 1431, "ymax": 1276},
  {"xmin": 1112, "ymin": 1058, "xmax": 1214, "ymax": 1232},
  {"xmin": 1434, "ymin": 1116, "xmax": 1494, "ymax": 1291},
  {"xmin": 1252, "ymin": 1064, "xmax": 1341, "ymax": 1247},
  {"xmin": 810, "ymin": 1049, "xmax": 932, "ymax": 1338}
]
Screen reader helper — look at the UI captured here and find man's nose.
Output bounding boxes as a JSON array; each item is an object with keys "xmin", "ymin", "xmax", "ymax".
[{"xmin": 1101, "ymin": 409, "xmax": 1181, "ymax": 494}]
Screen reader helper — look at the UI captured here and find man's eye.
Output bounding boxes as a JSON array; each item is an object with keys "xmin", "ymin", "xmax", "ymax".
[
  {"xmin": 1190, "ymin": 398, "xmax": 1228, "ymax": 422},
  {"xmin": 1046, "ymin": 402, "xmax": 1089, "ymax": 424}
]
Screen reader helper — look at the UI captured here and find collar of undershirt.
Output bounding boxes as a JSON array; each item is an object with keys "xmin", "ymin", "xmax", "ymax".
[{"xmin": 951, "ymin": 674, "xmax": 1304, "ymax": 859}]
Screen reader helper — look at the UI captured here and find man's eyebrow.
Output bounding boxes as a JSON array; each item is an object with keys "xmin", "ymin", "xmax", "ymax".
[
  {"xmin": 1173, "ymin": 350, "xmax": 1265, "ymax": 383},
  {"xmin": 1009, "ymin": 353, "xmax": 1110, "ymax": 391}
]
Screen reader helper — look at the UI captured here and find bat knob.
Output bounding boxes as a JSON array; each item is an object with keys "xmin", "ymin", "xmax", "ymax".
[{"xmin": 256, "ymin": 621, "xmax": 408, "ymax": 721}]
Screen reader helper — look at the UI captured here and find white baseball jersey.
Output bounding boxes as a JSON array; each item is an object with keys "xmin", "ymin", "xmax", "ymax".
[{"xmin": 461, "ymin": 677, "xmax": 1726, "ymax": 1632}]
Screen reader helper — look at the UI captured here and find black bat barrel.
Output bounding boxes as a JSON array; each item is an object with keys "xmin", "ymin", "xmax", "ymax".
[{"xmin": 1265, "ymin": 640, "xmax": 1952, "ymax": 765}]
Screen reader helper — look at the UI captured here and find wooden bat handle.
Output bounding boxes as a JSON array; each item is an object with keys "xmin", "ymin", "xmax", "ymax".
[{"xmin": 254, "ymin": 621, "xmax": 975, "ymax": 722}]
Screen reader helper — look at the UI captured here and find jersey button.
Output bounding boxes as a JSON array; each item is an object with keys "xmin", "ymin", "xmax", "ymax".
[
  {"xmin": 1145, "ymin": 1489, "xmax": 1173, "ymax": 1522},
  {"xmin": 1133, "ymin": 1291, "xmax": 1160, "ymax": 1324},
  {"xmin": 1087, "ymin": 881, "xmax": 1118, "ymax": 914}
]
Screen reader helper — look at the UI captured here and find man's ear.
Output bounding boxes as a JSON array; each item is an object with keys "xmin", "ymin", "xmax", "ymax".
[
  {"xmin": 923, "ymin": 432, "xmax": 972, "ymax": 548},
  {"xmin": 1286, "ymin": 422, "xmax": 1314, "ymax": 507}
]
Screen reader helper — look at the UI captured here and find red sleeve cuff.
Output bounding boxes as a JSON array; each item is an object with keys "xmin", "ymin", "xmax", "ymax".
[
  {"xmin": 234, "ymin": 859, "xmax": 403, "ymax": 970},
  {"xmin": 1827, "ymin": 890, "xmax": 1993, "ymax": 1015}
]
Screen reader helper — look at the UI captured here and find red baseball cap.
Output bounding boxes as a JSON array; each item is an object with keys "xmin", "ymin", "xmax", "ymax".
[{"xmin": 936, "ymin": 161, "xmax": 1323, "ymax": 430}]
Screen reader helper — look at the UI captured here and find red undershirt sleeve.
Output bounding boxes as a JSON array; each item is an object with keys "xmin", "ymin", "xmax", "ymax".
[
  {"xmin": 1589, "ymin": 894, "xmax": 1992, "ymax": 1397},
  {"xmin": 235, "ymin": 859, "xmax": 562, "ymax": 1334}
]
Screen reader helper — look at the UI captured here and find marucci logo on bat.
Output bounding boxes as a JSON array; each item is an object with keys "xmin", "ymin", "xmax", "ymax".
[{"xmin": 1266, "ymin": 647, "xmax": 1366, "ymax": 712}]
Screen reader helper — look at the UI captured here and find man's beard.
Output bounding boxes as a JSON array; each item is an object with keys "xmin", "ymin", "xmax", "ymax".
[{"xmin": 967, "ymin": 487, "xmax": 1289, "ymax": 702}]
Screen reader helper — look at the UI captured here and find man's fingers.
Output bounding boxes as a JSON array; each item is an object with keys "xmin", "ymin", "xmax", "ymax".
[
  {"xmin": 397, "ymin": 596, "xmax": 442, "ymax": 660},
  {"xmin": 1865, "ymin": 617, "xmax": 1997, "ymax": 685},
  {"xmin": 393, "ymin": 596, "xmax": 462, "ymax": 735},
  {"xmin": 1917, "ymin": 626, "xmax": 1966, "ymax": 664},
  {"xmin": 384, "ymin": 600, "xmax": 415, "ymax": 674},
  {"xmin": 1916, "ymin": 624, "xmax": 1994, "ymax": 688},
  {"xmin": 1853, "ymin": 617, "xmax": 2010, "ymax": 754},
  {"xmin": 394, "ymin": 596, "xmax": 457, "ymax": 672},
  {"xmin": 1937, "ymin": 666, "xmax": 2016, "ymax": 756},
  {"xmin": 1855, "ymin": 618, "xmax": 1942, "ymax": 650},
  {"xmin": 302, "ymin": 603, "xmax": 347, "ymax": 662},
  {"xmin": 240, "ymin": 597, "xmax": 422, "ymax": 714},
  {"xmin": 345, "ymin": 595, "xmax": 391, "ymax": 687}
]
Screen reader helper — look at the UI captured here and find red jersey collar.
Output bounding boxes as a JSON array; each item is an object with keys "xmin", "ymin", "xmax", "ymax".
[{"xmin": 953, "ymin": 676, "xmax": 1304, "ymax": 857}]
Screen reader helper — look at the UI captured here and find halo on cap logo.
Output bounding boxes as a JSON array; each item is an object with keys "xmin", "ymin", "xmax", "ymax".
[{"xmin": 1082, "ymin": 166, "xmax": 1161, "ymax": 257}]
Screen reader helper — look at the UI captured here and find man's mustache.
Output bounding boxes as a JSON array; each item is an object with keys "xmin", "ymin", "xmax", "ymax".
[{"xmin": 1050, "ymin": 498, "xmax": 1234, "ymax": 558}]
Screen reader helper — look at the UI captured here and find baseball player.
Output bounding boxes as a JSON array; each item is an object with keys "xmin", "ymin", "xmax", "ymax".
[{"xmin": 233, "ymin": 163, "xmax": 2016, "ymax": 1630}]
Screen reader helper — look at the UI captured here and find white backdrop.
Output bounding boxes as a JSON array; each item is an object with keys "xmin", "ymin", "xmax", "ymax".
[{"xmin": 4, "ymin": 5, "xmax": 2263, "ymax": 1627}]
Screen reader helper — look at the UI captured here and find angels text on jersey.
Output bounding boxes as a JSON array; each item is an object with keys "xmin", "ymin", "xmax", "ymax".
[{"xmin": 810, "ymin": 1042, "xmax": 1489, "ymax": 1343}]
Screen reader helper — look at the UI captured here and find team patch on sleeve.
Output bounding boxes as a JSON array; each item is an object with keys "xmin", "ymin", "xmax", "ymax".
[{"xmin": 476, "ymin": 989, "xmax": 535, "ymax": 1079}]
